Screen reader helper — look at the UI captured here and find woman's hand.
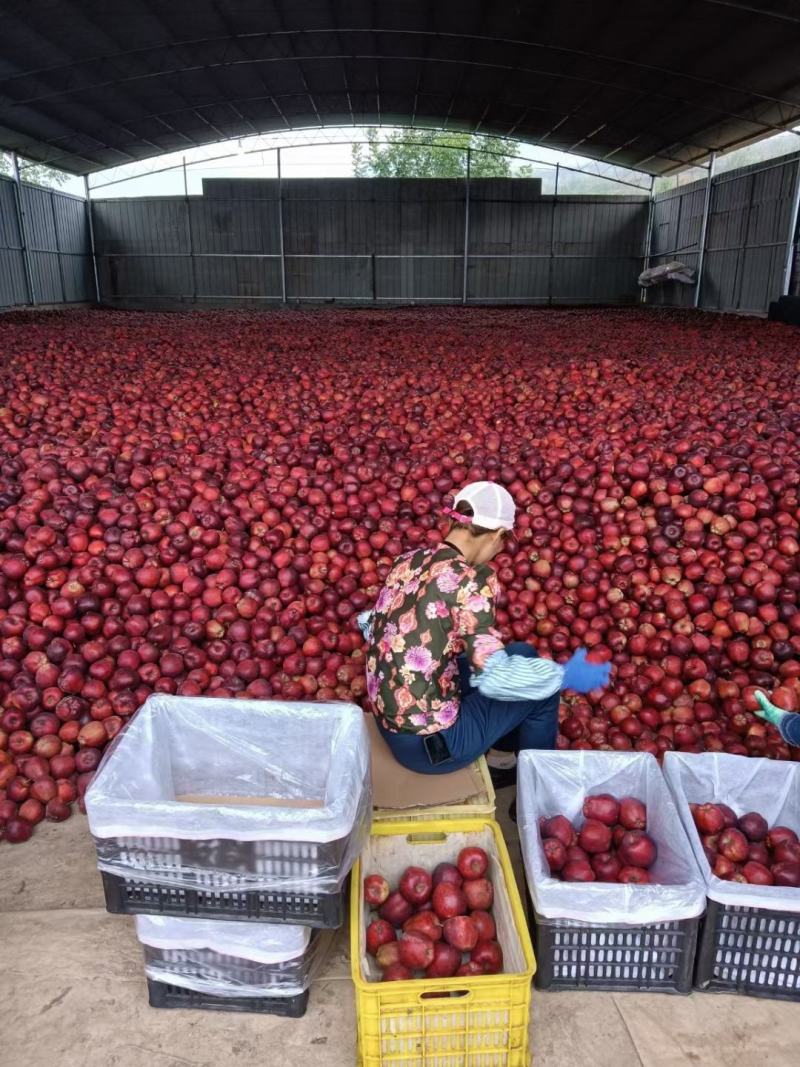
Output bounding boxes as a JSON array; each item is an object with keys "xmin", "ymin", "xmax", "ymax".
[
  {"xmin": 754, "ymin": 690, "xmax": 788, "ymax": 728},
  {"xmin": 562, "ymin": 648, "xmax": 611, "ymax": 694}
]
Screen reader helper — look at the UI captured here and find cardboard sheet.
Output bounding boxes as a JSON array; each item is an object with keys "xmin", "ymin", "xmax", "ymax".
[{"xmin": 366, "ymin": 713, "xmax": 486, "ymax": 810}]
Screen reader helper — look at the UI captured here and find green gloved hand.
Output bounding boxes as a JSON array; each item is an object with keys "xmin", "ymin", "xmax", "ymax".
[{"xmin": 754, "ymin": 691, "xmax": 788, "ymax": 728}]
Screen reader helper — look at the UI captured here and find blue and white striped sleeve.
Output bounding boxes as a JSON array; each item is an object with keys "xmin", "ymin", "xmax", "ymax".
[{"xmin": 473, "ymin": 649, "xmax": 564, "ymax": 701}]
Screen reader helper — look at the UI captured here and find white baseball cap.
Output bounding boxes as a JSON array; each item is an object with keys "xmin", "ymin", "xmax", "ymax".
[{"xmin": 451, "ymin": 481, "xmax": 516, "ymax": 531}]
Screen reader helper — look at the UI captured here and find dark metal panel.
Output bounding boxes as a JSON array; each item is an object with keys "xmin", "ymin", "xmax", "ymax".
[
  {"xmin": 189, "ymin": 198, "xmax": 280, "ymax": 254},
  {"xmin": 193, "ymin": 255, "xmax": 282, "ymax": 298},
  {"xmin": 58, "ymin": 254, "xmax": 93, "ymax": 301},
  {"xmin": 92, "ymin": 199, "xmax": 189, "ymax": 254},
  {"xmin": 374, "ymin": 255, "xmax": 461, "ymax": 301},
  {"xmin": 98, "ymin": 254, "xmax": 193, "ymax": 298},
  {"xmin": 0, "ymin": 178, "xmax": 22, "ymax": 248},
  {"xmin": 553, "ymin": 256, "xmax": 640, "ymax": 303},
  {"xmin": 28, "ymin": 250, "xmax": 62, "ymax": 302},
  {"xmin": 52, "ymin": 193, "xmax": 90, "ymax": 254},
  {"xmin": 466, "ymin": 256, "xmax": 549, "ymax": 302},
  {"xmin": 20, "ymin": 184, "xmax": 58, "ymax": 251},
  {"xmin": 284, "ymin": 255, "xmax": 371, "ymax": 299},
  {"xmin": 0, "ymin": 249, "xmax": 28, "ymax": 306}
]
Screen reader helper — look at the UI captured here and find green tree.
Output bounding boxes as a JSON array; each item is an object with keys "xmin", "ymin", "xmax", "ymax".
[
  {"xmin": 0, "ymin": 154, "xmax": 69, "ymax": 188},
  {"xmin": 352, "ymin": 129, "xmax": 532, "ymax": 178}
]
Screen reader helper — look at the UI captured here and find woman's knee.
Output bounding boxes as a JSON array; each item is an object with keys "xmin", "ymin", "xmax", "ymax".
[{"xmin": 506, "ymin": 641, "xmax": 538, "ymax": 659}]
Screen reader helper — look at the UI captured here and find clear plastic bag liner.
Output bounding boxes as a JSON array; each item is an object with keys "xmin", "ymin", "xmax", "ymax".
[
  {"xmin": 663, "ymin": 752, "xmax": 800, "ymax": 912},
  {"xmin": 86, "ymin": 695, "xmax": 372, "ymax": 892},
  {"xmin": 136, "ymin": 914, "xmax": 311, "ymax": 963},
  {"xmin": 142, "ymin": 928, "xmax": 334, "ymax": 998},
  {"xmin": 518, "ymin": 750, "xmax": 706, "ymax": 924}
]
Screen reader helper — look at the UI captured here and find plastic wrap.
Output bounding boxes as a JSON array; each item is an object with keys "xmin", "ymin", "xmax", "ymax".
[
  {"xmin": 518, "ymin": 750, "xmax": 706, "ymax": 924},
  {"xmin": 137, "ymin": 914, "xmax": 333, "ymax": 997},
  {"xmin": 86, "ymin": 695, "xmax": 371, "ymax": 892},
  {"xmin": 663, "ymin": 752, "xmax": 800, "ymax": 912}
]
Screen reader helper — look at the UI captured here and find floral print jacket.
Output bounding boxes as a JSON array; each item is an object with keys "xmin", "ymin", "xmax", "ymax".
[{"xmin": 364, "ymin": 543, "xmax": 505, "ymax": 734}]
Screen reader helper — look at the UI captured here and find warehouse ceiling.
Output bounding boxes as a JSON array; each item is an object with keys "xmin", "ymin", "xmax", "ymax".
[{"xmin": 1, "ymin": 0, "xmax": 799, "ymax": 176}]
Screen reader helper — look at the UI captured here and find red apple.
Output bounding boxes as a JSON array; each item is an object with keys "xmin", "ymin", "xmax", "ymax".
[
  {"xmin": 470, "ymin": 940, "xmax": 503, "ymax": 975},
  {"xmin": 455, "ymin": 960, "xmax": 484, "ymax": 977},
  {"xmin": 382, "ymin": 963, "xmax": 412, "ymax": 982},
  {"xmin": 399, "ymin": 865, "xmax": 433, "ymax": 906},
  {"xmin": 366, "ymin": 919, "xmax": 396, "ymax": 956},
  {"xmin": 470, "ymin": 910, "xmax": 496, "ymax": 941},
  {"xmin": 379, "ymin": 891, "xmax": 414, "ymax": 927},
  {"xmin": 719, "ymin": 828, "xmax": 749, "ymax": 864},
  {"xmin": 403, "ymin": 910, "xmax": 443, "ymax": 942},
  {"xmin": 443, "ymin": 915, "xmax": 479, "ymax": 951},
  {"xmin": 432, "ymin": 881, "xmax": 467, "ymax": 920},
  {"xmin": 457, "ymin": 846, "xmax": 489, "ymax": 880},
  {"xmin": 463, "ymin": 878, "xmax": 493, "ymax": 911},
  {"xmin": 425, "ymin": 942, "xmax": 461, "ymax": 979},
  {"xmin": 432, "ymin": 862, "xmax": 463, "ymax": 889},
  {"xmin": 617, "ymin": 866, "xmax": 650, "ymax": 884},
  {"xmin": 376, "ymin": 941, "xmax": 401, "ymax": 970},
  {"xmin": 363, "ymin": 874, "xmax": 390, "ymax": 908},
  {"xmin": 398, "ymin": 932, "xmax": 435, "ymax": 970}
]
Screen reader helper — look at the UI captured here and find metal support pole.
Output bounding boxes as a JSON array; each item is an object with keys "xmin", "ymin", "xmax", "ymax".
[
  {"xmin": 10, "ymin": 153, "xmax": 35, "ymax": 305},
  {"xmin": 549, "ymin": 164, "xmax": 559, "ymax": 305},
  {"xmin": 277, "ymin": 147, "xmax": 287, "ymax": 304},
  {"xmin": 48, "ymin": 189, "xmax": 67, "ymax": 304},
  {"xmin": 694, "ymin": 152, "xmax": 716, "ymax": 309},
  {"xmin": 83, "ymin": 176, "xmax": 101, "ymax": 304},
  {"xmin": 183, "ymin": 157, "xmax": 197, "ymax": 303},
  {"xmin": 640, "ymin": 174, "xmax": 656, "ymax": 305},
  {"xmin": 461, "ymin": 148, "xmax": 471, "ymax": 305},
  {"xmin": 781, "ymin": 155, "xmax": 800, "ymax": 296}
]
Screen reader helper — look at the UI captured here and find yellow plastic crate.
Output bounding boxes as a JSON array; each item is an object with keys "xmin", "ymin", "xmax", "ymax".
[
  {"xmin": 373, "ymin": 757, "xmax": 496, "ymax": 825},
  {"xmin": 351, "ymin": 818, "xmax": 535, "ymax": 1067}
]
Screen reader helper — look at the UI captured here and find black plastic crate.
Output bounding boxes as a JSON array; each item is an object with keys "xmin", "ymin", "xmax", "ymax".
[
  {"xmin": 147, "ymin": 977, "xmax": 309, "ymax": 1016},
  {"xmin": 102, "ymin": 870, "xmax": 344, "ymax": 928},
  {"xmin": 694, "ymin": 899, "xmax": 800, "ymax": 1001},
  {"xmin": 526, "ymin": 892, "xmax": 699, "ymax": 994}
]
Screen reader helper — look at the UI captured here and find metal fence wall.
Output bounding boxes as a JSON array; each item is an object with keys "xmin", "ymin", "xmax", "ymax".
[
  {"xmin": 92, "ymin": 178, "xmax": 649, "ymax": 306},
  {"xmin": 648, "ymin": 152, "xmax": 800, "ymax": 313},
  {"xmin": 0, "ymin": 175, "xmax": 94, "ymax": 309}
]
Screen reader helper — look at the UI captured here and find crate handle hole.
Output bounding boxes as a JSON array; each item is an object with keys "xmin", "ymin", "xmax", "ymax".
[
  {"xmin": 406, "ymin": 832, "xmax": 448, "ymax": 845},
  {"xmin": 419, "ymin": 989, "xmax": 473, "ymax": 1002}
]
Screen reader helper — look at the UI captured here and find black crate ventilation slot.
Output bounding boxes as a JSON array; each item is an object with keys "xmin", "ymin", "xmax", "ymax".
[{"xmin": 695, "ymin": 902, "xmax": 800, "ymax": 1000}]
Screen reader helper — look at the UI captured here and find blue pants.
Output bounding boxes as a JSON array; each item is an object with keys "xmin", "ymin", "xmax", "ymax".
[
  {"xmin": 378, "ymin": 643, "xmax": 560, "ymax": 775},
  {"xmin": 781, "ymin": 713, "xmax": 800, "ymax": 747}
]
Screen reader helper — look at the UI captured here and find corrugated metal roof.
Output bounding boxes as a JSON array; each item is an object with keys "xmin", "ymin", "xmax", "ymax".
[{"xmin": 2, "ymin": 2, "xmax": 800, "ymax": 176}]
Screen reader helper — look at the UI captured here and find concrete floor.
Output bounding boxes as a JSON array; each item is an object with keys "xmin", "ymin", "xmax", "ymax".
[{"xmin": 2, "ymin": 788, "xmax": 798, "ymax": 1067}]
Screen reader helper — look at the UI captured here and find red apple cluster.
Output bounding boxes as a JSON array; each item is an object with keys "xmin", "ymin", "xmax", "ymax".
[
  {"xmin": 691, "ymin": 803, "xmax": 800, "ymax": 886},
  {"xmin": 540, "ymin": 793, "xmax": 658, "ymax": 883},
  {"xmin": 363, "ymin": 847, "xmax": 503, "ymax": 982}
]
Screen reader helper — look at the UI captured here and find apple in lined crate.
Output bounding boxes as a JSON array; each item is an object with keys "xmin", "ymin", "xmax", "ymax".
[{"xmin": 362, "ymin": 846, "xmax": 502, "ymax": 982}]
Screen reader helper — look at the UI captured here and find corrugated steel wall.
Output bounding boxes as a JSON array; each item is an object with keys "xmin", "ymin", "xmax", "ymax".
[
  {"xmin": 92, "ymin": 178, "xmax": 649, "ymax": 306},
  {"xmin": 648, "ymin": 152, "xmax": 800, "ymax": 313},
  {"xmin": 0, "ymin": 176, "xmax": 94, "ymax": 309}
]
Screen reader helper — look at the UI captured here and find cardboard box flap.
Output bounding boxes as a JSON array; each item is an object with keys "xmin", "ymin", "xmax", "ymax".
[{"xmin": 367, "ymin": 714, "xmax": 486, "ymax": 810}]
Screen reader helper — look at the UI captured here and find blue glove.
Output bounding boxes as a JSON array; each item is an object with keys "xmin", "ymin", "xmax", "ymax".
[
  {"xmin": 357, "ymin": 609, "xmax": 374, "ymax": 642},
  {"xmin": 754, "ymin": 691, "xmax": 788, "ymax": 729},
  {"xmin": 562, "ymin": 648, "xmax": 611, "ymax": 693}
]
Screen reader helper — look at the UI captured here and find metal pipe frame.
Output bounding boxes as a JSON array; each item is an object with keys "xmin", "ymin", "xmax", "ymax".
[
  {"xmin": 277, "ymin": 147, "xmax": 287, "ymax": 304},
  {"xmin": 693, "ymin": 152, "xmax": 716, "ymax": 308},
  {"xmin": 47, "ymin": 183, "xmax": 67, "ymax": 303},
  {"xmin": 781, "ymin": 155, "xmax": 800, "ymax": 295},
  {"xmin": 84, "ymin": 175, "xmax": 102, "ymax": 303},
  {"xmin": 182, "ymin": 157, "xmax": 197, "ymax": 301},
  {"xmin": 10, "ymin": 153, "xmax": 36, "ymax": 305},
  {"xmin": 462, "ymin": 148, "xmax": 470, "ymax": 304}
]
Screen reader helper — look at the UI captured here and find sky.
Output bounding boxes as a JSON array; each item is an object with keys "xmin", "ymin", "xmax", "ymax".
[{"xmin": 82, "ymin": 128, "xmax": 655, "ymax": 199}]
